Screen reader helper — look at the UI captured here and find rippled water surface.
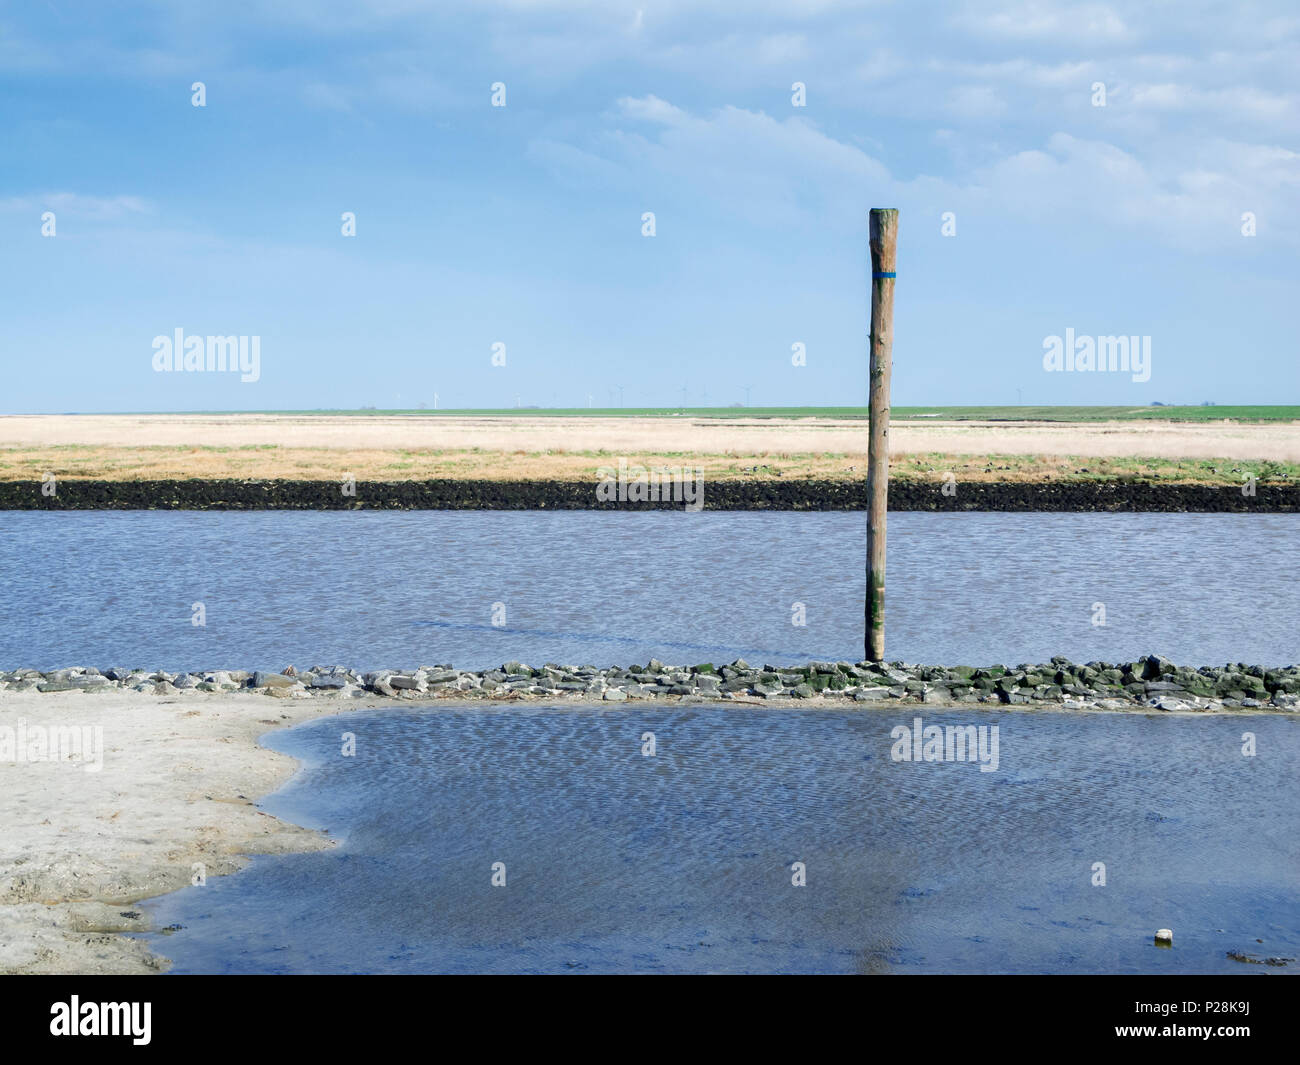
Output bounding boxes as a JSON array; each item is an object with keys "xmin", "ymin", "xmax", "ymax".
[
  {"xmin": 3, "ymin": 511, "xmax": 1297, "ymax": 668},
  {"xmin": 142, "ymin": 706, "xmax": 1300, "ymax": 974}
]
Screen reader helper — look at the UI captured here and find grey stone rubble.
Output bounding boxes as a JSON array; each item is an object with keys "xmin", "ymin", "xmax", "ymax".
[{"xmin": 1, "ymin": 655, "xmax": 1297, "ymax": 711}]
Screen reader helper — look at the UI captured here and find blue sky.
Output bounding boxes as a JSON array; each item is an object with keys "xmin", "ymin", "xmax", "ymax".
[{"xmin": 2, "ymin": 0, "xmax": 1296, "ymax": 412}]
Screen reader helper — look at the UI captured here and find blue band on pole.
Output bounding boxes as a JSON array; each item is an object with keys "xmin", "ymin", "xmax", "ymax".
[{"xmin": 873, "ymin": 271, "xmax": 896, "ymax": 279}]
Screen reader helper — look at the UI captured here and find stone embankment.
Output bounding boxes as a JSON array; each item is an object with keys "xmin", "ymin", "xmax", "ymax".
[
  {"xmin": 1, "ymin": 479, "xmax": 1296, "ymax": 511},
  {"xmin": 4, "ymin": 655, "xmax": 1297, "ymax": 711}
]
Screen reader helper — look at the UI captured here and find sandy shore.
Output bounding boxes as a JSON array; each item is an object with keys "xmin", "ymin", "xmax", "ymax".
[
  {"xmin": 0, "ymin": 689, "xmax": 346, "ymax": 974},
  {"xmin": 1, "ymin": 684, "xmax": 1289, "ymax": 974}
]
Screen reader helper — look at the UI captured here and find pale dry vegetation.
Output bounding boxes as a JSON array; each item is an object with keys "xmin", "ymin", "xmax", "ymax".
[{"xmin": 0, "ymin": 414, "xmax": 1295, "ymax": 484}]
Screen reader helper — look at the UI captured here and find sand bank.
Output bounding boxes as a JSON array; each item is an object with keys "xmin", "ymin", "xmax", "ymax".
[{"xmin": 0, "ymin": 690, "xmax": 345, "ymax": 974}]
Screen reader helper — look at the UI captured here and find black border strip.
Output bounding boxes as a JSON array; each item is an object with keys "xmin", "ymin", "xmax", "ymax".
[{"xmin": 0, "ymin": 479, "xmax": 1295, "ymax": 511}]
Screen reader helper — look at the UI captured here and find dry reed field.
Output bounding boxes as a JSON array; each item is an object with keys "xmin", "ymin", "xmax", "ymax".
[{"xmin": 0, "ymin": 413, "xmax": 1296, "ymax": 484}]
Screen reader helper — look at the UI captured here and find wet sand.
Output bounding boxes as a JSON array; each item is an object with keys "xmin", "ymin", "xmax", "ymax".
[{"xmin": 0, "ymin": 690, "xmax": 341, "ymax": 973}]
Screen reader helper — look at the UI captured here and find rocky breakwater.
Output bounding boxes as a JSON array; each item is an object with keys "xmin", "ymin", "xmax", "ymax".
[{"xmin": 2, "ymin": 656, "xmax": 1298, "ymax": 711}]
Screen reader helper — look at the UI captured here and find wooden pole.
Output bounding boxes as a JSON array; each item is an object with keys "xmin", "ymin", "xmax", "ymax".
[{"xmin": 866, "ymin": 208, "xmax": 897, "ymax": 662}]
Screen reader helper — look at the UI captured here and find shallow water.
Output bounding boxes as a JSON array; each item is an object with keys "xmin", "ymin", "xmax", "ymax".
[
  {"xmin": 2, "ymin": 511, "xmax": 1297, "ymax": 669},
  {"xmin": 142, "ymin": 705, "xmax": 1300, "ymax": 974}
]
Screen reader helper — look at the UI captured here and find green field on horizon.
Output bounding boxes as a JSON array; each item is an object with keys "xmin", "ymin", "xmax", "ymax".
[{"xmin": 124, "ymin": 405, "xmax": 1300, "ymax": 422}]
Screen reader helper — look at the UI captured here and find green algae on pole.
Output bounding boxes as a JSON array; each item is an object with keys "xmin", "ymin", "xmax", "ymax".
[{"xmin": 867, "ymin": 208, "xmax": 897, "ymax": 662}]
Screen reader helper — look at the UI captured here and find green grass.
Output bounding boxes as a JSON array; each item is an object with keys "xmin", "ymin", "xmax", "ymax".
[
  {"xmin": 153, "ymin": 405, "xmax": 1300, "ymax": 422},
  {"xmin": 889, "ymin": 405, "xmax": 1300, "ymax": 423}
]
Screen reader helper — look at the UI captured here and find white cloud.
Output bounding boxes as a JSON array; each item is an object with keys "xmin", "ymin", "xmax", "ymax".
[
  {"xmin": 968, "ymin": 131, "xmax": 1300, "ymax": 246},
  {"xmin": 7, "ymin": 1, "xmax": 1296, "ymax": 250},
  {"xmin": 1130, "ymin": 83, "xmax": 1299, "ymax": 126},
  {"xmin": 934, "ymin": 58, "xmax": 1095, "ymax": 89},
  {"xmin": 525, "ymin": 138, "xmax": 630, "ymax": 189},
  {"xmin": 617, "ymin": 93, "xmax": 688, "ymax": 124},
  {"xmin": 949, "ymin": 1, "xmax": 1131, "ymax": 43},
  {"xmin": 948, "ymin": 85, "xmax": 1007, "ymax": 119},
  {"xmin": 534, "ymin": 94, "xmax": 1300, "ymax": 248},
  {"xmin": 594, "ymin": 96, "xmax": 892, "ymax": 224},
  {"xmin": 0, "ymin": 193, "xmax": 151, "ymax": 220}
]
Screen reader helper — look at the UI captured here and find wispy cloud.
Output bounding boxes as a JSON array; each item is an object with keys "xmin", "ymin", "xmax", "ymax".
[{"xmin": 0, "ymin": 192, "xmax": 151, "ymax": 220}]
